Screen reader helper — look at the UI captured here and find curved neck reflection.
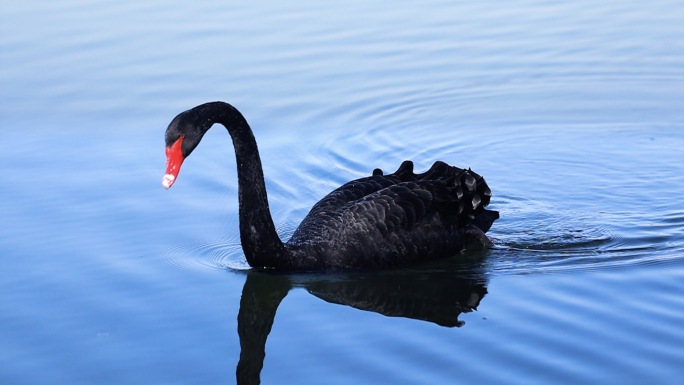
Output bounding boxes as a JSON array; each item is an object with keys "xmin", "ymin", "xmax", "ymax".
[{"xmin": 236, "ymin": 262, "xmax": 489, "ymax": 384}]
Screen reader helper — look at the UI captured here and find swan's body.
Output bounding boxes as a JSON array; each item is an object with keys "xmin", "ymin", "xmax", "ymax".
[{"xmin": 163, "ymin": 101, "xmax": 498, "ymax": 270}]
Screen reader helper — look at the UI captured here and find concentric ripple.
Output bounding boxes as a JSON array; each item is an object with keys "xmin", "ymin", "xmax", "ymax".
[
  {"xmin": 486, "ymin": 196, "xmax": 683, "ymax": 275},
  {"xmin": 164, "ymin": 238, "xmax": 249, "ymax": 271}
]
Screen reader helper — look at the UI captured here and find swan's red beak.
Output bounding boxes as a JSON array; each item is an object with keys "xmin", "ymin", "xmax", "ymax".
[{"xmin": 163, "ymin": 135, "xmax": 185, "ymax": 189}]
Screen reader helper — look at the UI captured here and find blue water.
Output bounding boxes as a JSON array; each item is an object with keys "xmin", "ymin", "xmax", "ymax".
[{"xmin": 2, "ymin": 0, "xmax": 684, "ymax": 384}]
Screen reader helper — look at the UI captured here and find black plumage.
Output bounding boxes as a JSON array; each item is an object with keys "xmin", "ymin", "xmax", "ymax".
[{"xmin": 163, "ymin": 101, "xmax": 498, "ymax": 271}]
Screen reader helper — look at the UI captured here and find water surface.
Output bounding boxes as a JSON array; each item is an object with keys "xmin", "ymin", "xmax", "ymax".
[{"xmin": 1, "ymin": 0, "xmax": 684, "ymax": 384}]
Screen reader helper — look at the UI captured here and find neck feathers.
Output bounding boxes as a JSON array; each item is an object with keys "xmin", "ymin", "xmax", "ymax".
[{"xmin": 205, "ymin": 102, "xmax": 287, "ymax": 267}]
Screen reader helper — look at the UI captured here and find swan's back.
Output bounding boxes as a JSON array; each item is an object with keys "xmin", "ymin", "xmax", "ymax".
[{"xmin": 286, "ymin": 161, "xmax": 498, "ymax": 269}]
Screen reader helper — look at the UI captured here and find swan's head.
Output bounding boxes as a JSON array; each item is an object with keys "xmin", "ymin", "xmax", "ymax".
[{"xmin": 162, "ymin": 107, "xmax": 212, "ymax": 189}]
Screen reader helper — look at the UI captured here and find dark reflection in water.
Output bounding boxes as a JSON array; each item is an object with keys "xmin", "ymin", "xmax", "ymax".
[{"xmin": 235, "ymin": 261, "xmax": 489, "ymax": 384}]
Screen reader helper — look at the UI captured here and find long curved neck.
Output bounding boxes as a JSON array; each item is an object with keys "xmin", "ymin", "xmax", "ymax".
[{"xmin": 204, "ymin": 102, "xmax": 286, "ymax": 267}]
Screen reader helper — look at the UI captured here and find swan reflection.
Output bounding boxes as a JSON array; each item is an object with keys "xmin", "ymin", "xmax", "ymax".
[{"xmin": 235, "ymin": 260, "xmax": 489, "ymax": 384}]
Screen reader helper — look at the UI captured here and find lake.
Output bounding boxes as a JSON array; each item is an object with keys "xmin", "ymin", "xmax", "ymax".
[{"xmin": 1, "ymin": 0, "xmax": 683, "ymax": 384}]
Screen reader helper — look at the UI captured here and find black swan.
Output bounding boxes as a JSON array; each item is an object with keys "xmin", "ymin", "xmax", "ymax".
[{"xmin": 163, "ymin": 101, "xmax": 498, "ymax": 270}]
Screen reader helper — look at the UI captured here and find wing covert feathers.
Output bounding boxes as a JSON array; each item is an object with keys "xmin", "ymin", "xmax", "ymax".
[{"xmin": 286, "ymin": 160, "xmax": 497, "ymax": 269}]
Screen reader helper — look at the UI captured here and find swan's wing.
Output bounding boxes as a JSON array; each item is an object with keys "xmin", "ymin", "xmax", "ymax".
[
  {"xmin": 303, "ymin": 174, "xmax": 401, "ymax": 221},
  {"xmin": 289, "ymin": 161, "xmax": 495, "ymax": 248},
  {"xmin": 345, "ymin": 174, "xmax": 490, "ymax": 236},
  {"xmin": 301, "ymin": 159, "xmax": 485, "ymax": 220},
  {"xmin": 291, "ymin": 161, "xmax": 420, "ymax": 235},
  {"xmin": 347, "ymin": 160, "xmax": 494, "ymax": 227}
]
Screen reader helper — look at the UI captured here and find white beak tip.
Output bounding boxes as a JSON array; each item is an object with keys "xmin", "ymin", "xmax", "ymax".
[{"xmin": 162, "ymin": 174, "xmax": 175, "ymax": 189}]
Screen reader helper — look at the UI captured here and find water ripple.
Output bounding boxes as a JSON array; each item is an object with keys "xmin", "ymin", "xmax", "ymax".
[
  {"xmin": 488, "ymin": 201, "xmax": 684, "ymax": 275},
  {"xmin": 163, "ymin": 238, "xmax": 248, "ymax": 272},
  {"xmin": 162, "ymin": 221, "xmax": 303, "ymax": 272}
]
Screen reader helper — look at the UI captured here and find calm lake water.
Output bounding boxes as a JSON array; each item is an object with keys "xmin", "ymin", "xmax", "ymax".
[{"xmin": 2, "ymin": 0, "xmax": 684, "ymax": 384}]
